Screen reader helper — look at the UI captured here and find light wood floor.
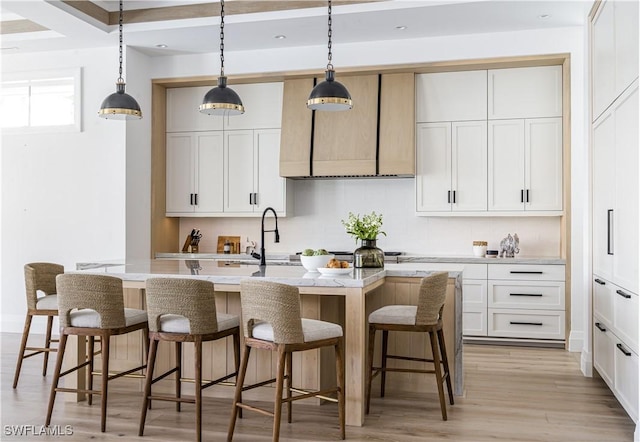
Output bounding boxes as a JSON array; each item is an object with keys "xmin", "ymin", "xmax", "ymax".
[{"xmin": 1, "ymin": 332, "xmax": 635, "ymax": 441}]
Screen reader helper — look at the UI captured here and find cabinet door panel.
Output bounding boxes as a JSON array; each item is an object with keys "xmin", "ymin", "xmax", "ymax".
[
  {"xmin": 416, "ymin": 122, "xmax": 451, "ymax": 212},
  {"xmin": 488, "ymin": 66, "xmax": 562, "ymax": 119},
  {"xmin": 195, "ymin": 133, "xmax": 224, "ymax": 213},
  {"xmin": 224, "ymin": 82, "xmax": 283, "ymax": 130},
  {"xmin": 166, "ymin": 87, "xmax": 224, "ymax": 132},
  {"xmin": 613, "ymin": 287, "xmax": 638, "ymax": 355},
  {"xmin": 613, "ymin": 84, "xmax": 639, "ymax": 294},
  {"xmin": 592, "ymin": 0, "xmax": 616, "ymax": 120},
  {"xmin": 166, "ymin": 133, "xmax": 195, "ymax": 214},
  {"xmin": 614, "ymin": 341, "xmax": 639, "ymax": 422},
  {"xmin": 463, "ymin": 310, "xmax": 487, "ymax": 337},
  {"xmin": 614, "ymin": 0, "xmax": 639, "ymax": 99},
  {"xmin": 593, "ymin": 320, "xmax": 615, "ymax": 388},
  {"xmin": 593, "ymin": 276, "xmax": 614, "ymax": 329},
  {"xmin": 488, "ymin": 120, "xmax": 525, "ymax": 211},
  {"xmin": 462, "ymin": 279, "xmax": 487, "ymax": 310},
  {"xmin": 255, "ymin": 129, "xmax": 285, "ymax": 214},
  {"xmin": 452, "ymin": 121, "xmax": 487, "ymax": 211},
  {"xmin": 224, "ymin": 130, "xmax": 255, "ymax": 213},
  {"xmin": 525, "ymin": 118, "xmax": 563, "ymax": 211},
  {"xmin": 416, "ymin": 70, "xmax": 487, "ymax": 122},
  {"xmin": 592, "ymin": 111, "xmax": 615, "ymax": 280}
]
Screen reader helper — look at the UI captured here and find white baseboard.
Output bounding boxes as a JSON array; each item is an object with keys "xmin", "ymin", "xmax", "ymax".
[
  {"xmin": 581, "ymin": 349, "xmax": 593, "ymax": 377},
  {"xmin": 1, "ymin": 314, "xmax": 59, "ymax": 335},
  {"xmin": 568, "ymin": 330, "xmax": 583, "ymax": 353}
]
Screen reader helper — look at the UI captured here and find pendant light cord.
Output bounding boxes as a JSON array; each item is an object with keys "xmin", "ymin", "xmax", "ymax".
[
  {"xmin": 220, "ymin": 0, "xmax": 225, "ymax": 77},
  {"xmin": 117, "ymin": 0, "xmax": 124, "ymax": 83},
  {"xmin": 326, "ymin": 0, "xmax": 333, "ymax": 71}
]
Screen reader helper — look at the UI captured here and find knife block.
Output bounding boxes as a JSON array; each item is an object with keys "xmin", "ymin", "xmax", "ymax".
[{"xmin": 181, "ymin": 235, "xmax": 198, "ymax": 253}]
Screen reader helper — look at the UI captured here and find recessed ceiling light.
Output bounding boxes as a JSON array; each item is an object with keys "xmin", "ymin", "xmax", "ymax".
[
  {"xmin": 155, "ymin": 44, "xmax": 168, "ymax": 48},
  {"xmin": 538, "ymin": 14, "xmax": 551, "ymax": 20},
  {"xmin": 274, "ymin": 35, "xmax": 287, "ymax": 40},
  {"xmin": 396, "ymin": 26, "xmax": 408, "ymax": 30}
]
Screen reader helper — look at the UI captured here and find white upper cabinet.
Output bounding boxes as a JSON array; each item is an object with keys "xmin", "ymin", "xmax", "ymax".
[
  {"xmin": 488, "ymin": 66, "xmax": 562, "ymax": 119},
  {"xmin": 416, "ymin": 70, "xmax": 487, "ymax": 122},
  {"xmin": 254, "ymin": 129, "xmax": 286, "ymax": 214},
  {"xmin": 224, "ymin": 130, "xmax": 255, "ymax": 213},
  {"xmin": 416, "ymin": 123, "xmax": 451, "ymax": 212},
  {"xmin": 166, "ymin": 87, "xmax": 223, "ymax": 132},
  {"xmin": 166, "ymin": 82, "xmax": 283, "ymax": 132},
  {"xmin": 592, "ymin": 0, "xmax": 639, "ymax": 120},
  {"xmin": 488, "ymin": 118, "xmax": 562, "ymax": 212},
  {"xmin": 223, "ymin": 83, "xmax": 284, "ymax": 130}
]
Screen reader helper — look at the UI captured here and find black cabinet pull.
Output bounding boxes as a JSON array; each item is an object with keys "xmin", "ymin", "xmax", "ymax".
[
  {"xmin": 526, "ymin": 189, "xmax": 530, "ymax": 203},
  {"xmin": 594, "ymin": 278, "xmax": 606, "ymax": 285},
  {"xmin": 510, "ymin": 321, "xmax": 543, "ymax": 326},
  {"xmin": 253, "ymin": 193, "xmax": 258, "ymax": 206},
  {"xmin": 194, "ymin": 194, "xmax": 198, "ymax": 206},
  {"xmin": 510, "ymin": 271, "xmax": 543, "ymax": 274},
  {"xmin": 607, "ymin": 209, "xmax": 614, "ymax": 255},
  {"xmin": 249, "ymin": 193, "xmax": 252, "ymax": 205},
  {"xmin": 190, "ymin": 193, "xmax": 194, "ymax": 205},
  {"xmin": 453, "ymin": 190, "xmax": 456, "ymax": 204},
  {"xmin": 509, "ymin": 293, "xmax": 543, "ymax": 297},
  {"xmin": 616, "ymin": 343, "xmax": 632, "ymax": 357},
  {"xmin": 520, "ymin": 189, "xmax": 524, "ymax": 203},
  {"xmin": 616, "ymin": 289, "xmax": 631, "ymax": 299},
  {"xmin": 595, "ymin": 322, "xmax": 607, "ymax": 332},
  {"xmin": 447, "ymin": 190, "xmax": 451, "ymax": 204}
]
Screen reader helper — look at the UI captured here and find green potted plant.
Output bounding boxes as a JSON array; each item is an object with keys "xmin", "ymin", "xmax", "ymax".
[{"xmin": 341, "ymin": 211, "xmax": 386, "ymax": 268}]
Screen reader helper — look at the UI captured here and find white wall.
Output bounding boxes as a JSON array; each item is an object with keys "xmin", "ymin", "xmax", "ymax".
[{"xmin": 1, "ymin": 47, "xmax": 127, "ymax": 333}]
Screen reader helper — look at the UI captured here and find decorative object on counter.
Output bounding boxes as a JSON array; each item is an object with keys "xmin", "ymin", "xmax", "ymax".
[
  {"xmin": 182, "ymin": 229, "xmax": 202, "ymax": 253},
  {"xmin": 223, "ymin": 239, "xmax": 231, "ymax": 254},
  {"xmin": 300, "ymin": 251, "xmax": 335, "ymax": 272},
  {"xmin": 199, "ymin": 0, "xmax": 244, "ymax": 116},
  {"xmin": 499, "ymin": 233, "xmax": 520, "ymax": 258},
  {"xmin": 98, "ymin": 0, "xmax": 142, "ymax": 120},
  {"xmin": 306, "ymin": 0, "xmax": 353, "ymax": 111},
  {"xmin": 217, "ymin": 236, "xmax": 241, "ymax": 254},
  {"xmin": 472, "ymin": 241, "xmax": 488, "ymax": 257},
  {"xmin": 485, "ymin": 250, "xmax": 499, "ymax": 258},
  {"xmin": 342, "ymin": 211, "xmax": 386, "ymax": 268}
]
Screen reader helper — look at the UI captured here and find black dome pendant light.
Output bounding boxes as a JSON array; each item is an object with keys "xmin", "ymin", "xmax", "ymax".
[
  {"xmin": 199, "ymin": 0, "xmax": 244, "ymax": 116},
  {"xmin": 98, "ymin": 0, "xmax": 142, "ymax": 120},
  {"xmin": 307, "ymin": 0, "xmax": 352, "ymax": 111}
]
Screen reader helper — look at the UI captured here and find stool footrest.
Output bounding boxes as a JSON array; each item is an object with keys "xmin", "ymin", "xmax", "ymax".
[
  {"xmin": 236, "ymin": 402, "xmax": 274, "ymax": 417},
  {"xmin": 285, "ymin": 387, "xmax": 340, "ymax": 403},
  {"xmin": 201, "ymin": 371, "xmax": 238, "ymax": 389},
  {"xmin": 147, "ymin": 394, "xmax": 195, "ymax": 405}
]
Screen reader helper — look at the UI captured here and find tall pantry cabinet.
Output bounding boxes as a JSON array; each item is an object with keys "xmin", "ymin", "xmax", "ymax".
[{"xmin": 590, "ymin": 0, "xmax": 639, "ymax": 424}]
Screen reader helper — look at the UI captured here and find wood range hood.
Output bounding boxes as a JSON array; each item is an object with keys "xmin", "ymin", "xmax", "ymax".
[{"xmin": 279, "ymin": 73, "xmax": 416, "ymax": 179}]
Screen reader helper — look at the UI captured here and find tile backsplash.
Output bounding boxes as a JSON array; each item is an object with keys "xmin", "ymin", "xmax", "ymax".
[{"xmin": 178, "ymin": 178, "xmax": 561, "ymax": 257}]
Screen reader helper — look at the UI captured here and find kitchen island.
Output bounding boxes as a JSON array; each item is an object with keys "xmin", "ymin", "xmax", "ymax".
[{"xmin": 73, "ymin": 259, "xmax": 462, "ymax": 427}]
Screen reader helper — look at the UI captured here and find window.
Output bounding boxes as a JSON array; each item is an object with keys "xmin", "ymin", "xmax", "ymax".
[{"xmin": 0, "ymin": 68, "xmax": 81, "ymax": 133}]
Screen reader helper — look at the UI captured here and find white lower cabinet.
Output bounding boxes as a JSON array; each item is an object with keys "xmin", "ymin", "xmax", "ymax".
[
  {"xmin": 614, "ymin": 341, "xmax": 639, "ymax": 422},
  {"xmin": 593, "ymin": 320, "xmax": 615, "ymax": 387},
  {"xmin": 488, "ymin": 308, "xmax": 565, "ymax": 340},
  {"xmin": 462, "ymin": 277, "xmax": 488, "ymax": 336}
]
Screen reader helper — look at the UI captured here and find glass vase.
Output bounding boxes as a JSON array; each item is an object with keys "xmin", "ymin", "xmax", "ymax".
[{"xmin": 353, "ymin": 239, "xmax": 384, "ymax": 268}]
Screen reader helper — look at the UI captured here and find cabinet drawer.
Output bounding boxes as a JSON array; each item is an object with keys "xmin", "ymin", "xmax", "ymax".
[
  {"xmin": 463, "ymin": 310, "xmax": 487, "ymax": 337},
  {"xmin": 488, "ymin": 309, "xmax": 565, "ymax": 340},
  {"xmin": 488, "ymin": 281, "xmax": 565, "ymax": 310},
  {"xmin": 462, "ymin": 264, "xmax": 487, "ymax": 280},
  {"xmin": 593, "ymin": 275, "xmax": 613, "ymax": 329},
  {"xmin": 614, "ymin": 340, "xmax": 639, "ymax": 422},
  {"xmin": 462, "ymin": 279, "xmax": 487, "ymax": 309},
  {"xmin": 593, "ymin": 320, "xmax": 615, "ymax": 388},
  {"xmin": 488, "ymin": 264, "xmax": 565, "ymax": 281},
  {"xmin": 613, "ymin": 286, "xmax": 639, "ymax": 354}
]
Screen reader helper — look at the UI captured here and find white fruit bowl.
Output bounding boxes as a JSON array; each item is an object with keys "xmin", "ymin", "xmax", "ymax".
[{"xmin": 300, "ymin": 254, "xmax": 334, "ymax": 272}]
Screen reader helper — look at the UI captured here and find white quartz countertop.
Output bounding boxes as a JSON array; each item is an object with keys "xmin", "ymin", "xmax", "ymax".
[
  {"xmin": 155, "ymin": 252, "xmax": 565, "ymax": 265},
  {"xmin": 76, "ymin": 260, "xmax": 461, "ymax": 288}
]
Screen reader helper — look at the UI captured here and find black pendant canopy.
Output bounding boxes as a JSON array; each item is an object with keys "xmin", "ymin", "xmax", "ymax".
[
  {"xmin": 307, "ymin": 0, "xmax": 352, "ymax": 111},
  {"xmin": 199, "ymin": 0, "xmax": 244, "ymax": 116},
  {"xmin": 98, "ymin": 0, "xmax": 142, "ymax": 120}
]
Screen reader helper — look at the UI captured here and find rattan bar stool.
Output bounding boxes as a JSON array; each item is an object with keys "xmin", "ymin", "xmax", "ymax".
[
  {"xmin": 139, "ymin": 278, "xmax": 241, "ymax": 442},
  {"xmin": 228, "ymin": 280, "xmax": 345, "ymax": 442},
  {"xmin": 366, "ymin": 271, "xmax": 454, "ymax": 420},
  {"xmin": 13, "ymin": 263, "xmax": 64, "ymax": 388},
  {"xmin": 46, "ymin": 273, "xmax": 149, "ymax": 433}
]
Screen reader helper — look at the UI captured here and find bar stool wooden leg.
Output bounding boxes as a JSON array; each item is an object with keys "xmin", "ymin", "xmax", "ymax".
[
  {"xmin": 138, "ymin": 338, "xmax": 158, "ymax": 436},
  {"xmin": 194, "ymin": 337, "xmax": 203, "ymax": 442},
  {"xmin": 100, "ymin": 333, "xmax": 111, "ymax": 432},
  {"xmin": 365, "ymin": 324, "xmax": 376, "ymax": 414},
  {"xmin": 335, "ymin": 338, "xmax": 346, "ymax": 440},
  {"xmin": 46, "ymin": 333, "xmax": 67, "ymax": 426},
  {"xmin": 286, "ymin": 352, "xmax": 293, "ymax": 423},
  {"xmin": 13, "ymin": 314, "xmax": 33, "ymax": 389},
  {"xmin": 232, "ymin": 331, "xmax": 242, "ymax": 419},
  {"xmin": 43, "ymin": 315, "xmax": 54, "ymax": 376},
  {"xmin": 175, "ymin": 342, "xmax": 182, "ymax": 412},
  {"xmin": 437, "ymin": 328, "xmax": 454, "ymax": 405},
  {"xmin": 87, "ymin": 336, "xmax": 95, "ymax": 406},
  {"xmin": 380, "ymin": 330, "xmax": 389, "ymax": 398},
  {"xmin": 273, "ymin": 348, "xmax": 287, "ymax": 442},
  {"xmin": 228, "ymin": 345, "xmax": 251, "ymax": 442},
  {"xmin": 429, "ymin": 330, "xmax": 447, "ymax": 421}
]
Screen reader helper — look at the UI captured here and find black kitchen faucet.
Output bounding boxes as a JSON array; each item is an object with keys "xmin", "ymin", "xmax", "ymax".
[{"xmin": 252, "ymin": 207, "xmax": 279, "ymax": 267}]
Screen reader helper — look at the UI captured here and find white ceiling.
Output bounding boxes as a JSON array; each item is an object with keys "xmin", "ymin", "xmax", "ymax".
[{"xmin": 1, "ymin": 1, "xmax": 592, "ymax": 57}]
